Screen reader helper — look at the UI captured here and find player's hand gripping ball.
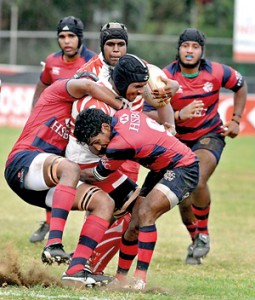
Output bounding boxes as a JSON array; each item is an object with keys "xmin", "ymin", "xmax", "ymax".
[{"xmin": 143, "ymin": 64, "xmax": 171, "ymax": 108}]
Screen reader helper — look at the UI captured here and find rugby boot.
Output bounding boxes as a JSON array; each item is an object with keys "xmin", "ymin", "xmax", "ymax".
[{"xmin": 41, "ymin": 243, "xmax": 71, "ymax": 265}]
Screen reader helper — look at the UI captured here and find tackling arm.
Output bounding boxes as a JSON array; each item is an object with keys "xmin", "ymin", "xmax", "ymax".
[{"xmin": 67, "ymin": 78, "xmax": 124, "ymax": 109}]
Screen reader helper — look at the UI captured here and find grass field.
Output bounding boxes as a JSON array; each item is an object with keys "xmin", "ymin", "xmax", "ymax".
[{"xmin": 0, "ymin": 127, "xmax": 255, "ymax": 300}]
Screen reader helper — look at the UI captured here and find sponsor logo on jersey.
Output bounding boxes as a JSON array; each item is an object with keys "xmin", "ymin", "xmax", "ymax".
[
  {"xmin": 50, "ymin": 119, "xmax": 70, "ymax": 139},
  {"xmin": 129, "ymin": 111, "xmax": 141, "ymax": 132},
  {"xmin": 120, "ymin": 114, "xmax": 129, "ymax": 124},
  {"xmin": 101, "ymin": 156, "xmax": 111, "ymax": 169},
  {"xmin": 52, "ymin": 67, "xmax": 60, "ymax": 75}
]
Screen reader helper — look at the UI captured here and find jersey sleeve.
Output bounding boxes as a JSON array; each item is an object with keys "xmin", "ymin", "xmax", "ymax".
[
  {"xmin": 95, "ymin": 156, "xmax": 126, "ymax": 180},
  {"xmin": 213, "ymin": 62, "xmax": 244, "ymax": 92},
  {"xmin": 40, "ymin": 55, "xmax": 53, "ymax": 85},
  {"xmin": 94, "ymin": 134, "xmax": 135, "ymax": 180}
]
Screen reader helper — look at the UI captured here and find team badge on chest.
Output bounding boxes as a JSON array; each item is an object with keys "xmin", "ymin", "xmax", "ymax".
[{"xmin": 203, "ymin": 82, "xmax": 213, "ymax": 93}]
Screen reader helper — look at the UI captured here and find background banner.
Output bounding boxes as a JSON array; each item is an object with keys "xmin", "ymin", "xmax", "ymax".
[{"xmin": 0, "ymin": 84, "xmax": 255, "ymax": 135}]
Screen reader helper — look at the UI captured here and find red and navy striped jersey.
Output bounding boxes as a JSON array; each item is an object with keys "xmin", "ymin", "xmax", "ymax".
[
  {"xmin": 68, "ymin": 53, "xmax": 144, "ymax": 181},
  {"xmin": 96, "ymin": 109, "xmax": 197, "ymax": 178},
  {"xmin": 40, "ymin": 45, "xmax": 96, "ymax": 85},
  {"xmin": 7, "ymin": 80, "xmax": 80, "ymax": 160},
  {"xmin": 163, "ymin": 59, "xmax": 244, "ymax": 142}
]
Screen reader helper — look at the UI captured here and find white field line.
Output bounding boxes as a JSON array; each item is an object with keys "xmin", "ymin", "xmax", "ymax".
[{"xmin": 0, "ymin": 290, "xmax": 111, "ymax": 300}]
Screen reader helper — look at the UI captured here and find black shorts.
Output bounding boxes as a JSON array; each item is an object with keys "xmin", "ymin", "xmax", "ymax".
[
  {"xmin": 4, "ymin": 150, "xmax": 50, "ymax": 209},
  {"xmin": 182, "ymin": 132, "xmax": 225, "ymax": 164},
  {"xmin": 140, "ymin": 161, "xmax": 199, "ymax": 204}
]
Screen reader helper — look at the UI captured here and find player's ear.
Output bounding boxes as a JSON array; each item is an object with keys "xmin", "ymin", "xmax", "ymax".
[{"xmin": 101, "ymin": 123, "xmax": 110, "ymax": 133}]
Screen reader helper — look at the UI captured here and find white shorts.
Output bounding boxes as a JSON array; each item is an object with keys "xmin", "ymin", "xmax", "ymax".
[{"xmin": 24, "ymin": 153, "xmax": 53, "ymax": 190}]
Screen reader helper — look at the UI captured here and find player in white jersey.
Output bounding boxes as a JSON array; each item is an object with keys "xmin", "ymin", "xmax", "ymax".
[{"xmin": 65, "ymin": 52, "xmax": 178, "ymax": 275}]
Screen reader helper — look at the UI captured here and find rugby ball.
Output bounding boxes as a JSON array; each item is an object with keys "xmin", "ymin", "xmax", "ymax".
[{"xmin": 143, "ymin": 64, "xmax": 170, "ymax": 108}]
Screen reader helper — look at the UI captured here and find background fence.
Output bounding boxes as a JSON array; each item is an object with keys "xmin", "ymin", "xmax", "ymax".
[
  {"xmin": 0, "ymin": 30, "xmax": 254, "ymax": 135},
  {"xmin": 0, "ymin": 30, "xmax": 255, "ymax": 92}
]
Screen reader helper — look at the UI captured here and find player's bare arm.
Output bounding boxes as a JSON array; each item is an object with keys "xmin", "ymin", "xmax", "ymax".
[{"xmin": 66, "ymin": 78, "xmax": 123, "ymax": 109}]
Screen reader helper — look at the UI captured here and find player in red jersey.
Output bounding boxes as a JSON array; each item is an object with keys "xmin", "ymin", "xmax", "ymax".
[
  {"xmin": 67, "ymin": 24, "xmax": 178, "ymax": 274},
  {"xmin": 30, "ymin": 16, "xmax": 96, "ymax": 243},
  {"xmin": 144, "ymin": 28, "xmax": 247, "ymax": 264},
  {"xmin": 4, "ymin": 75, "xmax": 128, "ymax": 287},
  {"xmin": 32, "ymin": 16, "xmax": 96, "ymax": 107},
  {"xmin": 73, "ymin": 106, "xmax": 199, "ymax": 290}
]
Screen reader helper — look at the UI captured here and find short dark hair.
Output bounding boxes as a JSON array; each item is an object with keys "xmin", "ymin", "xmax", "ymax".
[{"xmin": 74, "ymin": 108, "xmax": 111, "ymax": 145}]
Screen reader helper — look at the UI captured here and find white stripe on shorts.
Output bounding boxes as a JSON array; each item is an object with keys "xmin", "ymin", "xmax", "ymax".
[{"xmin": 154, "ymin": 183, "xmax": 179, "ymax": 208}]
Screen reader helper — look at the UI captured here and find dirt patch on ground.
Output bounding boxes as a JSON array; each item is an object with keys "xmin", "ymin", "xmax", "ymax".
[{"xmin": 0, "ymin": 243, "xmax": 61, "ymax": 288}]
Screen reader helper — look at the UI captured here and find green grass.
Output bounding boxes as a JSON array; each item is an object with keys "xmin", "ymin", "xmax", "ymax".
[{"xmin": 0, "ymin": 127, "xmax": 255, "ymax": 299}]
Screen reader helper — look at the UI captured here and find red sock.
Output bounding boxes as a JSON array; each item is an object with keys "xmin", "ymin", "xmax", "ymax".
[
  {"xmin": 115, "ymin": 235, "xmax": 138, "ymax": 281},
  {"xmin": 45, "ymin": 210, "xmax": 51, "ymax": 224},
  {"xmin": 184, "ymin": 221, "xmax": 198, "ymax": 242},
  {"xmin": 90, "ymin": 213, "xmax": 131, "ymax": 274},
  {"xmin": 192, "ymin": 203, "xmax": 210, "ymax": 235},
  {"xmin": 46, "ymin": 184, "xmax": 76, "ymax": 246},
  {"xmin": 66, "ymin": 214, "xmax": 110, "ymax": 275},
  {"xmin": 134, "ymin": 224, "xmax": 157, "ymax": 282}
]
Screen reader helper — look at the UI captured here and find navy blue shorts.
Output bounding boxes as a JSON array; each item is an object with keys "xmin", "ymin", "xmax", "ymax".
[
  {"xmin": 4, "ymin": 150, "xmax": 50, "ymax": 209},
  {"xmin": 140, "ymin": 161, "xmax": 199, "ymax": 204},
  {"xmin": 182, "ymin": 132, "xmax": 225, "ymax": 164}
]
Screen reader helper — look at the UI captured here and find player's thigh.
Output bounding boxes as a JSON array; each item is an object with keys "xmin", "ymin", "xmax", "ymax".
[
  {"xmin": 24, "ymin": 153, "xmax": 55, "ymax": 190},
  {"xmin": 73, "ymin": 182, "xmax": 114, "ymax": 213}
]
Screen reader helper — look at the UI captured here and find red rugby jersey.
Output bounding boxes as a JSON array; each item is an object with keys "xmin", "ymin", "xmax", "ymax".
[
  {"xmin": 95, "ymin": 109, "xmax": 197, "ymax": 177},
  {"xmin": 40, "ymin": 45, "xmax": 96, "ymax": 85},
  {"xmin": 7, "ymin": 80, "xmax": 80, "ymax": 160},
  {"xmin": 162, "ymin": 59, "xmax": 244, "ymax": 142}
]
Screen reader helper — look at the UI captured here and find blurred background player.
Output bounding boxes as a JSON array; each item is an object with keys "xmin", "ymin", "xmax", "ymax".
[
  {"xmin": 144, "ymin": 28, "xmax": 247, "ymax": 264},
  {"xmin": 32, "ymin": 16, "xmax": 96, "ymax": 107},
  {"xmin": 30, "ymin": 16, "xmax": 96, "ymax": 243}
]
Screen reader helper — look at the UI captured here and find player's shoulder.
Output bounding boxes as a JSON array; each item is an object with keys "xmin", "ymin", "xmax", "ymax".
[
  {"xmin": 44, "ymin": 50, "xmax": 62, "ymax": 63},
  {"xmin": 76, "ymin": 55, "xmax": 102, "ymax": 73},
  {"xmin": 80, "ymin": 46, "xmax": 97, "ymax": 62},
  {"xmin": 202, "ymin": 59, "xmax": 235, "ymax": 80},
  {"xmin": 201, "ymin": 59, "xmax": 225, "ymax": 72},
  {"xmin": 163, "ymin": 60, "xmax": 180, "ymax": 77}
]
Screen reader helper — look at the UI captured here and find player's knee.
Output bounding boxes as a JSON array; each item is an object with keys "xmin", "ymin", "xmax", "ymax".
[
  {"xmin": 195, "ymin": 178, "xmax": 208, "ymax": 192},
  {"xmin": 89, "ymin": 192, "xmax": 115, "ymax": 219}
]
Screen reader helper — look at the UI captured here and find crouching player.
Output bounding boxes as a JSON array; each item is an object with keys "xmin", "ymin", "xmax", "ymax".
[{"xmin": 74, "ymin": 107, "xmax": 199, "ymax": 290}]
